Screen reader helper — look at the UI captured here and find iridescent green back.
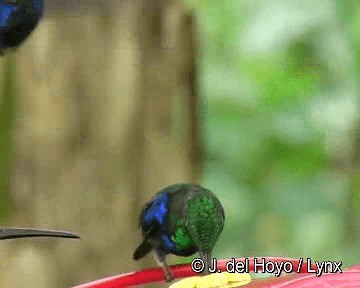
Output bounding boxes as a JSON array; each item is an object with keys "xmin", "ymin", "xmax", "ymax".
[
  {"xmin": 165, "ymin": 184, "xmax": 224, "ymax": 253},
  {"xmin": 185, "ymin": 188, "xmax": 224, "ymax": 252}
]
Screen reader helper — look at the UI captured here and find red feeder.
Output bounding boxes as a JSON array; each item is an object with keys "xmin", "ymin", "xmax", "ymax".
[{"xmin": 71, "ymin": 257, "xmax": 360, "ymax": 288}]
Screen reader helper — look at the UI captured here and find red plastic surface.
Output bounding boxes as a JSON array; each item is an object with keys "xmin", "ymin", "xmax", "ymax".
[
  {"xmin": 71, "ymin": 258, "xmax": 360, "ymax": 288},
  {"xmin": 235, "ymin": 263, "xmax": 360, "ymax": 288},
  {"xmin": 244, "ymin": 271, "xmax": 360, "ymax": 288},
  {"xmin": 71, "ymin": 257, "xmax": 316, "ymax": 288}
]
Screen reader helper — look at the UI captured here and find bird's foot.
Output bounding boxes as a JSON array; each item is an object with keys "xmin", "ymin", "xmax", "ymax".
[
  {"xmin": 153, "ymin": 250, "xmax": 174, "ymax": 282},
  {"xmin": 168, "ymin": 272, "xmax": 251, "ymax": 288},
  {"xmin": 165, "ymin": 275, "xmax": 174, "ymax": 283},
  {"xmin": 163, "ymin": 268, "xmax": 174, "ymax": 282}
]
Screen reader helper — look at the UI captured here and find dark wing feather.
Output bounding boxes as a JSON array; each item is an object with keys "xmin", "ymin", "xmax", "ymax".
[
  {"xmin": 134, "ymin": 200, "xmax": 157, "ymax": 260},
  {"xmin": 133, "ymin": 240, "xmax": 152, "ymax": 260}
]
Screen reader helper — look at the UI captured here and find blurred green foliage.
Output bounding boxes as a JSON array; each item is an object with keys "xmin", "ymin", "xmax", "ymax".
[
  {"xmin": 184, "ymin": 0, "xmax": 360, "ymax": 268},
  {"xmin": 0, "ymin": 55, "xmax": 15, "ymax": 222}
]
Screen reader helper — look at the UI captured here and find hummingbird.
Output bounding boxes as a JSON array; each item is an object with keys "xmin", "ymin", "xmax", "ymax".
[
  {"xmin": 0, "ymin": 0, "xmax": 43, "ymax": 55},
  {"xmin": 0, "ymin": 227, "xmax": 80, "ymax": 240},
  {"xmin": 133, "ymin": 183, "xmax": 225, "ymax": 282}
]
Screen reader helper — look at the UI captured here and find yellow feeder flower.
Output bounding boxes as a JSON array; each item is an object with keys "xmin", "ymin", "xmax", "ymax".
[{"xmin": 169, "ymin": 272, "xmax": 251, "ymax": 288}]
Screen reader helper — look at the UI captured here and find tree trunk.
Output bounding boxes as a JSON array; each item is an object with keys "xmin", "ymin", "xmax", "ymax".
[{"xmin": 0, "ymin": 0, "xmax": 198, "ymax": 287}]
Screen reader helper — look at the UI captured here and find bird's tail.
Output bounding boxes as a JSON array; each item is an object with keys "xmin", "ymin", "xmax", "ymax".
[
  {"xmin": 200, "ymin": 251, "xmax": 212, "ymax": 275},
  {"xmin": 133, "ymin": 240, "xmax": 152, "ymax": 260}
]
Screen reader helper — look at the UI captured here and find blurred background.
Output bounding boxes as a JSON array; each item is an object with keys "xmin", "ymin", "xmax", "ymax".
[{"xmin": 0, "ymin": 0, "xmax": 359, "ymax": 287}]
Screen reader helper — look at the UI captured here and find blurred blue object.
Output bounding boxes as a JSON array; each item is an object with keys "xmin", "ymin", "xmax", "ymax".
[{"xmin": 0, "ymin": 0, "xmax": 43, "ymax": 54}]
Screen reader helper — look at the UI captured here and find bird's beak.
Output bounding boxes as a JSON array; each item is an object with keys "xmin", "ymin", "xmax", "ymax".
[{"xmin": 0, "ymin": 228, "xmax": 80, "ymax": 240}]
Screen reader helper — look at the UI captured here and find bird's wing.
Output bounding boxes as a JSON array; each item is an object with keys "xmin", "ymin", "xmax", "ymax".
[
  {"xmin": 138, "ymin": 201, "xmax": 152, "ymax": 228},
  {"xmin": 138, "ymin": 191, "xmax": 169, "ymax": 240}
]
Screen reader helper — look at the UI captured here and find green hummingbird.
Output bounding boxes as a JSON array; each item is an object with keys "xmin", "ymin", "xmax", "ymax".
[{"xmin": 133, "ymin": 183, "xmax": 225, "ymax": 282}]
